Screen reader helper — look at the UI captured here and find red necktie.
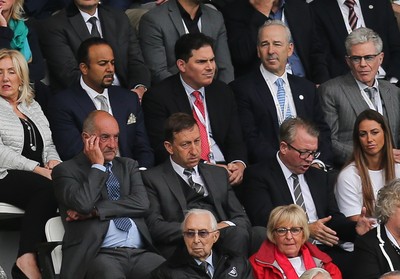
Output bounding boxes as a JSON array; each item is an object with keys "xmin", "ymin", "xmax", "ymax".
[
  {"xmin": 192, "ymin": 91, "xmax": 210, "ymax": 161},
  {"xmin": 344, "ymin": 0, "xmax": 358, "ymax": 30}
]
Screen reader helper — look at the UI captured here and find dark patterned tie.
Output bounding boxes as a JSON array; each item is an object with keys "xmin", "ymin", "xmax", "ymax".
[
  {"xmin": 184, "ymin": 168, "xmax": 205, "ymax": 196},
  {"xmin": 364, "ymin": 87, "xmax": 377, "ymax": 110},
  {"xmin": 105, "ymin": 163, "xmax": 132, "ymax": 231},
  {"xmin": 96, "ymin": 94, "xmax": 109, "ymax": 112},
  {"xmin": 291, "ymin": 174, "xmax": 307, "ymax": 216},
  {"xmin": 344, "ymin": 0, "xmax": 358, "ymax": 30},
  {"xmin": 200, "ymin": 261, "xmax": 212, "ymax": 278},
  {"xmin": 88, "ymin": 17, "xmax": 101, "ymax": 37},
  {"xmin": 192, "ymin": 91, "xmax": 211, "ymax": 161}
]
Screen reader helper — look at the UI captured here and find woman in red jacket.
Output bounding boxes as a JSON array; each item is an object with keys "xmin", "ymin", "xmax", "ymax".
[{"xmin": 250, "ymin": 205, "xmax": 342, "ymax": 279}]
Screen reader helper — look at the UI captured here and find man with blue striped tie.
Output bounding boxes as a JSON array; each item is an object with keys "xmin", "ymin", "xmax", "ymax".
[{"xmin": 52, "ymin": 110, "xmax": 165, "ymax": 279}]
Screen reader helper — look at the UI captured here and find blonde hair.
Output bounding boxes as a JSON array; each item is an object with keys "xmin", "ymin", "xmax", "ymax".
[
  {"xmin": 0, "ymin": 48, "xmax": 34, "ymax": 104},
  {"xmin": 266, "ymin": 204, "xmax": 310, "ymax": 244}
]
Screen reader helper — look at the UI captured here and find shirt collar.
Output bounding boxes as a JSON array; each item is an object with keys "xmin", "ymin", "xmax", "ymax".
[
  {"xmin": 170, "ymin": 157, "xmax": 200, "ymax": 176},
  {"xmin": 194, "ymin": 250, "xmax": 213, "ymax": 267},
  {"xmin": 180, "ymin": 74, "xmax": 206, "ymax": 99},
  {"xmin": 79, "ymin": 7, "xmax": 99, "ymax": 23},
  {"xmin": 176, "ymin": 0, "xmax": 202, "ymax": 21},
  {"xmin": 259, "ymin": 65, "xmax": 289, "ymax": 87},
  {"xmin": 80, "ymin": 76, "xmax": 110, "ymax": 101},
  {"xmin": 276, "ymin": 151, "xmax": 297, "ymax": 180}
]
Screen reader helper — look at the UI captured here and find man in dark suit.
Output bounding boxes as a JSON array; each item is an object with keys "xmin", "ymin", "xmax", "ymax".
[
  {"xmin": 230, "ymin": 20, "xmax": 332, "ymax": 167},
  {"xmin": 152, "ymin": 209, "xmax": 253, "ymax": 279},
  {"xmin": 142, "ymin": 33, "xmax": 247, "ymax": 185},
  {"xmin": 38, "ymin": 0, "xmax": 149, "ymax": 97},
  {"xmin": 48, "ymin": 37, "xmax": 154, "ymax": 168},
  {"xmin": 311, "ymin": 0, "xmax": 400, "ymax": 82},
  {"xmin": 318, "ymin": 27, "xmax": 400, "ymax": 168},
  {"xmin": 142, "ymin": 113, "xmax": 251, "ymax": 259},
  {"xmin": 139, "ymin": 0, "xmax": 234, "ymax": 84},
  {"xmin": 52, "ymin": 110, "xmax": 165, "ymax": 279},
  {"xmin": 222, "ymin": 0, "xmax": 329, "ymax": 83},
  {"xmin": 242, "ymin": 117, "xmax": 372, "ymax": 278}
]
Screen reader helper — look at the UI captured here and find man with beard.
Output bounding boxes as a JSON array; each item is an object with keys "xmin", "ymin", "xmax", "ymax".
[{"xmin": 47, "ymin": 37, "xmax": 154, "ymax": 168}]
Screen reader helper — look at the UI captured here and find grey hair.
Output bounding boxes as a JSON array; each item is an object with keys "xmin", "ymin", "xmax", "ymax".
[
  {"xmin": 181, "ymin": 209, "xmax": 218, "ymax": 232},
  {"xmin": 279, "ymin": 117, "xmax": 319, "ymax": 144},
  {"xmin": 257, "ymin": 19, "xmax": 293, "ymax": 45},
  {"xmin": 345, "ymin": 27, "xmax": 383, "ymax": 55},
  {"xmin": 380, "ymin": 271, "xmax": 400, "ymax": 279},
  {"xmin": 300, "ymin": 268, "xmax": 332, "ymax": 279},
  {"xmin": 376, "ymin": 179, "xmax": 400, "ymax": 224}
]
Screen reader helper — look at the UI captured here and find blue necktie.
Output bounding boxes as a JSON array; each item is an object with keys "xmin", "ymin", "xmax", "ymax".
[
  {"xmin": 275, "ymin": 78, "xmax": 291, "ymax": 119},
  {"xmin": 105, "ymin": 163, "xmax": 132, "ymax": 232}
]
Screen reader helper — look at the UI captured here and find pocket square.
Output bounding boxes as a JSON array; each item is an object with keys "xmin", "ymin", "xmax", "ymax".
[{"xmin": 127, "ymin": 113, "xmax": 136, "ymax": 124}]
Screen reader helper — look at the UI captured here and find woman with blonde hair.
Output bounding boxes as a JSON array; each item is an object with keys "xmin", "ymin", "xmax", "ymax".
[
  {"xmin": 335, "ymin": 109, "xmax": 400, "ymax": 221},
  {"xmin": 250, "ymin": 204, "xmax": 341, "ymax": 279},
  {"xmin": 0, "ymin": 49, "xmax": 61, "ymax": 279}
]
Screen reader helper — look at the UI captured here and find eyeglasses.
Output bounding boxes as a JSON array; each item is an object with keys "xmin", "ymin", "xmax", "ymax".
[
  {"xmin": 346, "ymin": 53, "xmax": 381, "ymax": 64},
  {"xmin": 274, "ymin": 227, "xmax": 303, "ymax": 236},
  {"xmin": 285, "ymin": 142, "xmax": 320, "ymax": 159},
  {"xmin": 182, "ymin": 230, "xmax": 217, "ymax": 238}
]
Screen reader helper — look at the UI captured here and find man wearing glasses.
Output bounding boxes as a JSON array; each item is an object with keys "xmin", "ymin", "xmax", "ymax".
[
  {"xmin": 319, "ymin": 27, "xmax": 400, "ymax": 169},
  {"xmin": 242, "ymin": 117, "xmax": 372, "ymax": 278},
  {"xmin": 152, "ymin": 209, "xmax": 253, "ymax": 279}
]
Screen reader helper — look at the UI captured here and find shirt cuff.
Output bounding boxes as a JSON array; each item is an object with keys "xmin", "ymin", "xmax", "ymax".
[
  {"xmin": 92, "ymin": 164, "xmax": 106, "ymax": 172},
  {"xmin": 223, "ymin": 221, "xmax": 236, "ymax": 226}
]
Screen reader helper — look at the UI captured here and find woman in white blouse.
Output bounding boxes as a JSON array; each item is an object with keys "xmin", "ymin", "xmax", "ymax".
[{"xmin": 335, "ymin": 109, "xmax": 400, "ymax": 222}]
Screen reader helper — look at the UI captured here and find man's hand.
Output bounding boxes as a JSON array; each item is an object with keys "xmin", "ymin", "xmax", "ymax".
[
  {"xmin": 83, "ymin": 135, "xmax": 104, "ymax": 165},
  {"xmin": 66, "ymin": 209, "xmax": 94, "ymax": 222},
  {"xmin": 227, "ymin": 162, "xmax": 245, "ymax": 186},
  {"xmin": 131, "ymin": 86, "xmax": 147, "ymax": 103},
  {"xmin": 45, "ymin": 160, "xmax": 61, "ymax": 170},
  {"xmin": 393, "ymin": 149, "xmax": 400, "ymax": 163},
  {"xmin": 33, "ymin": 166, "xmax": 52, "ymax": 180},
  {"xmin": 355, "ymin": 207, "xmax": 375, "ymax": 236},
  {"xmin": 308, "ymin": 216, "xmax": 339, "ymax": 246}
]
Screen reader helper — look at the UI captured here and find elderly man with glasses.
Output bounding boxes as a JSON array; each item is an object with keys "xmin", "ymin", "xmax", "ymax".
[
  {"xmin": 318, "ymin": 27, "xmax": 400, "ymax": 169},
  {"xmin": 242, "ymin": 117, "xmax": 372, "ymax": 278},
  {"xmin": 152, "ymin": 209, "xmax": 254, "ymax": 279}
]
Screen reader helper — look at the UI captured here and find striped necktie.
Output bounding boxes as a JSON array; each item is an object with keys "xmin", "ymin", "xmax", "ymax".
[
  {"xmin": 291, "ymin": 174, "xmax": 307, "ymax": 216},
  {"xmin": 344, "ymin": 0, "xmax": 358, "ymax": 30},
  {"xmin": 183, "ymin": 168, "xmax": 205, "ymax": 196},
  {"xmin": 275, "ymin": 78, "xmax": 291, "ymax": 119}
]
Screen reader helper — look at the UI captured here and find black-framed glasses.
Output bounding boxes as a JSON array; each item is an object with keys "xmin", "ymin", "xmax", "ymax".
[
  {"xmin": 274, "ymin": 227, "xmax": 303, "ymax": 236},
  {"xmin": 183, "ymin": 230, "xmax": 217, "ymax": 239},
  {"xmin": 285, "ymin": 142, "xmax": 320, "ymax": 159},
  {"xmin": 346, "ymin": 53, "xmax": 381, "ymax": 64}
]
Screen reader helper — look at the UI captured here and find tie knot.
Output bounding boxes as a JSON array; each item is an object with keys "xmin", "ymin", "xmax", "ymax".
[
  {"xmin": 105, "ymin": 162, "xmax": 112, "ymax": 172},
  {"xmin": 96, "ymin": 94, "xmax": 106, "ymax": 101},
  {"xmin": 88, "ymin": 16, "xmax": 97, "ymax": 25},
  {"xmin": 344, "ymin": 0, "xmax": 355, "ymax": 8},
  {"xmin": 184, "ymin": 168, "xmax": 194, "ymax": 176},
  {"xmin": 364, "ymin": 87, "xmax": 375, "ymax": 98},
  {"xmin": 291, "ymin": 173, "xmax": 298, "ymax": 180},
  {"xmin": 275, "ymin": 78, "xmax": 284, "ymax": 87},
  {"xmin": 192, "ymin": 91, "xmax": 202, "ymax": 100}
]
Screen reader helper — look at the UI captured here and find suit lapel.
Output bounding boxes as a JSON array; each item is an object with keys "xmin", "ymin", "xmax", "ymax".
[
  {"xmin": 173, "ymin": 75, "xmax": 193, "ymax": 114},
  {"xmin": 68, "ymin": 12, "xmax": 91, "ymax": 42},
  {"xmin": 254, "ymin": 70, "xmax": 280, "ymax": 133},
  {"xmin": 199, "ymin": 4, "xmax": 212, "ymax": 36},
  {"xmin": 72, "ymin": 86, "xmax": 97, "ymax": 116},
  {"xmin": 288, "ymin": 75, "xmax": 307, "ymax": 116},
  {"xmin": 341, "ymin": 73, "xmax": 370, "ymax": 115},
  {"xmin": 325, "ymin": 0, "xmax": 349, "ymax": 41},
  {"xmin": 379, "ymin": 82, "xmax": 397, "ymax": 133},
  {"xmin": 271, "ymin": 159, "xmax": 294, "ymax": 204},
  {"xmin": 98, "ymin": 6, "xmax": 116, "ymax": 45},
  {"xmin": 360, "ymin": 0, "xmax": 377, "ymax": 29},
  {"xmin": 162, "ymin": 161, "xmax": 188, "ymax": 211},
  {"xmin": 168, "ymin": 0, "xmax": 186, "ymax": 36}
]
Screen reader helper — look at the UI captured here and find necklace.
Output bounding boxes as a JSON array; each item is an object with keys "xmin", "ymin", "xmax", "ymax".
[{"xmin": 21, "ymin": 118, "xmax": 37, "ymax": 151}]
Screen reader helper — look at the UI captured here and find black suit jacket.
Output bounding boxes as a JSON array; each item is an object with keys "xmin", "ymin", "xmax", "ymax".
[
  {"xmin": 311, "ymin": 0, "xmax": 400, "ymax": 80},
  {"xmin": 230, "ymin": 69, "xmax": 332, "ymax": 165},
  {"xmin": 38, "ymin": 3, "xmax": 150, "ymax": 91},
  {"xmin": 353, "ymin": 224, "xmax": 400, "ymax": 279},
  {"xmin": 221, "ymin": 0, "xmax": 329, "ymax": 83},
  {"xmin": 142, "ymin": 160, "xmax": 251, "ymax": 257},
  {"xmin": 142, "ymin": 74, "xmax": 247, "ymax": 165},
  {"xmin": 242, "ymin": 158, "xmax": 355, "ymax": 241},
  {"xmin": 52, "ymin": 154, "xmax": 157, "ymax": 279},
  {"xmin": 47, "ymin": 84, "xmax": 154, "ymax": 168}
]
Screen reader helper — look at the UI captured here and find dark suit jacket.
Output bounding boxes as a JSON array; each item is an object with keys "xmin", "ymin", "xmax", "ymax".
[
  {"xmin": 221, "ymin": 0, "xmax": 329, "ymax": 83},
  {"xmin": 311, "ymin": 0, "xmax": 400, "ymax": 80},
  {"xmin": 142, "ymin": 160, "xmax": 251, "ymax": 257},
  {"xmin": 242, "ymin": 158, "xmax": 355, "ymax": 241},
  {"xmin": 230, "ymin": 69, "xmax": 332, "ymax": 165},
  {"xmin": 52, "ymin": 154, "xmax": 156, "ymax": 279},
  {"xmin": 142, "ymin": 74, "xmax": 247, "ymax": 165},
  {"xmin": 38, "ymin": 3, "xmax": 150, "ymax": 91},
  {"xmin": 353, "ymin": 224, "xmax": 400, "ymax": 279},
  {"xmin": 47, "ymin": 84, "xmax": 154, "ymax": 168}
]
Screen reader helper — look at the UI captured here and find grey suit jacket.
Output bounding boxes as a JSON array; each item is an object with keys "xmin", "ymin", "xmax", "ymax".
[
  {"xmin": 138, "ymin": 0, "xmax": 234, "ymax": 84},
  {"xmin": 52, "ymin": 154, "xmax": 155, "ymax": 279},
  {"xmin": 142, "ymin": 160, "xmax": 250, "ymax": 256},
  {"xmin": 318, "ymin": 73, "xmax": 400, "ymax": 166}
]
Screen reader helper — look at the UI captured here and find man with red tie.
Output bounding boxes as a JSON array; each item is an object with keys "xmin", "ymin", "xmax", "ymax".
[{"xmin": 142, "ymin": 33, "xmax": 247, "ymax": 186}]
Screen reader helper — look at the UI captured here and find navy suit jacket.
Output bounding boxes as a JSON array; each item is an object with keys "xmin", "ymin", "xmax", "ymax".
[
  {"xmin": 47, "ymin": 85, "xmax": 154, "ymax": 168},
  {"xmin": 311, "ymin": 0, "xmax": 400, "ymax": 80},
  {"xmin": 230, "ymin": 69, "xmax": 332, "ymax": 165},
  {"xmin": 242, "ymin": 158, "xmax": 356, "ymax": 241},
  {"xmin": 142, "ymin": 74, "xmax": 247, "ymax": 165}
]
